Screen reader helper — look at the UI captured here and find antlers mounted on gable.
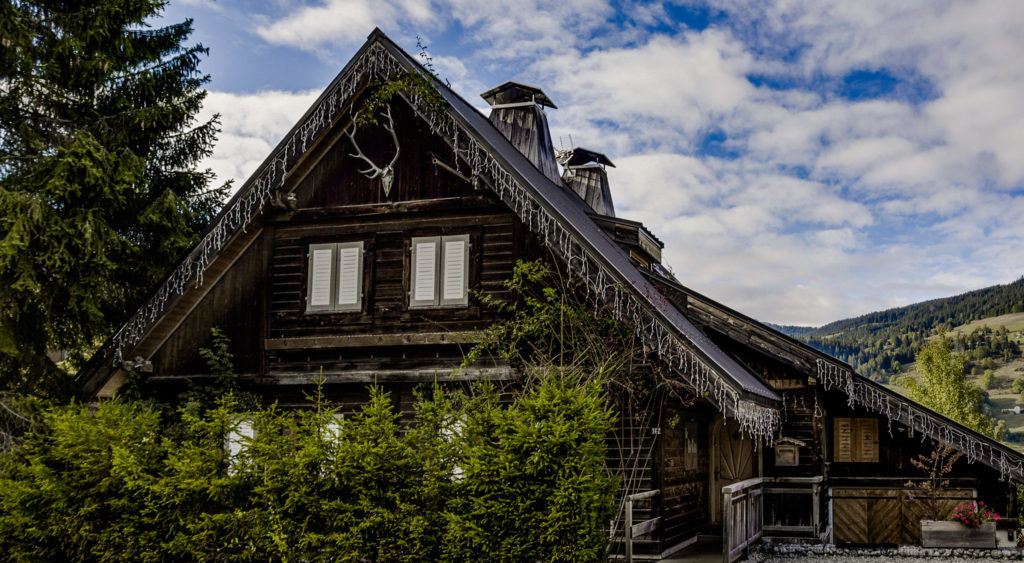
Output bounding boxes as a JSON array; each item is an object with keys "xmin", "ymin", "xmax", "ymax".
[{"xmin": 346, "ymin": 104, "xmax": 401, "ymax": 197}]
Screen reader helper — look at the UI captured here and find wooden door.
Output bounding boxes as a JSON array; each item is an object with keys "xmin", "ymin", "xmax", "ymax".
[{"xmin": 711, "ymin": 417, "xmax": 756, "ymax": 524}]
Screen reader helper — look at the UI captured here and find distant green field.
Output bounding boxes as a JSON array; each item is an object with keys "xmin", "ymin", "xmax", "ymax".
[{"xmin": 946, "ymin": 312, "xmax": 1024, "ymax": 337}]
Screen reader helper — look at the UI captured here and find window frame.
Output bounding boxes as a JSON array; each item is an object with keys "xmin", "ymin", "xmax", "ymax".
[
  {"xmin": 305, "ymin": 241, "xmax": 365, "ymax": 313},
  {"xmin": 832, "ymin": 417, "xmax": 879, "ymax": 463},
  {"xmin": 225, "ymin": 417, "xmax": 255, "ymax": 475},
  {"xmin": 409, "ymin": 234, "xmax": 470, "ymax": 309}
]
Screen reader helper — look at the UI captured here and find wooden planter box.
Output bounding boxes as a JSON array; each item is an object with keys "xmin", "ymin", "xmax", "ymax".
[{"xmin": 921, "ymin": 520, "xmax": 996, "ymax": 548}]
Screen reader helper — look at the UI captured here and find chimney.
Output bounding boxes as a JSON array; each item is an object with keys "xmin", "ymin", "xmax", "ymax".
[
  {"xmin": 481, "ymin": 81, "xmax": 562, "ymax": 184},
  {"xmin": 556, "ymin": 147, "xmax": 616, "ymax": 217}
]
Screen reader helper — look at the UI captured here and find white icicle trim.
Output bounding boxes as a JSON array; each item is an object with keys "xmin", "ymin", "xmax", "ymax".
[{"xmin": 816, "ymin": 359, "xmax": 1024, "ymax": 482}]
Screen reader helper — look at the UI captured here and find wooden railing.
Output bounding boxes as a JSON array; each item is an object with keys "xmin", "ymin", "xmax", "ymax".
[
  {"xmin": 722, "ymin": 477, "xmax": 763, "ymax": 563},
  {"xmin": 763, "ymin": 476, "xmax": 825, "ymax": 539},
  {"xmin": 624, "ymin": 489, "xmax": 660, "ymax": 563}
]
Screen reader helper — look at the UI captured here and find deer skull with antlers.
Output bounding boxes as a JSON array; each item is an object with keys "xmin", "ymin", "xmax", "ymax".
[{"xmin": 345, "ymin": 104, "xmax": 401, "ymax": 197}]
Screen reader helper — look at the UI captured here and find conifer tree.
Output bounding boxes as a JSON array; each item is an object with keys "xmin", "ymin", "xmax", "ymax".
[{"xmin": 0, "ymin": 1, "xmax": 225, "ymax": 397}]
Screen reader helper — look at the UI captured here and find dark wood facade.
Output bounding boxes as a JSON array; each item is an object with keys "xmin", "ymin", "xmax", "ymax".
[{"xmin": 144, "ymin": 98, "xmax": 531, "ymax": 390}]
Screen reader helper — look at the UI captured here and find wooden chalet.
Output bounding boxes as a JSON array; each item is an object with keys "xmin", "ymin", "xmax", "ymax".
[{"xmin": 78, "ymin": 29, "xmax": 1024, "ymax": 561}]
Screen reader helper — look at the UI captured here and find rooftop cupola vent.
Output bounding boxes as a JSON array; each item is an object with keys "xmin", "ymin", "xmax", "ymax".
[
  {"xmin": 556, "ymin": 147, "xmax": 616, "ymax": 217},
  {"xmin": 481, "ymin": 81, "xmax": 557, "ymax": 109},
  {"xmin": 481, "ymin": 81, "xmax": 561, "ymax": 184}
]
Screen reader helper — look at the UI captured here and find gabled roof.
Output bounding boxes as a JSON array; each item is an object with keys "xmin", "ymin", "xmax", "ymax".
[
  {"xmin": 644, "ymin": 268, "xmax": 1024, "ymax": 483},
  {"xmin": 79, "ymin": 28, "xmax": 781, "ymax": 440}
]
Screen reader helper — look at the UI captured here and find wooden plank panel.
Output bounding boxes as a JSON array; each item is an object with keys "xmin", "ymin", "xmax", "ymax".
[
  {"xmin": 901, "ymin": 497, "xmax": 928, "ymax": 545},
  {"xmin": 265, "ymin": 331, "xmax": 483, "ymax": 349},
  {"xmin": 832, "ymin": 489, "xmax": 898, "ymax": 499},
  {"xmin": 632, "ymin": 516, "xmax": 661, "ymax": 537},
  {"xmin": 834, "ymin": 498, "xmax": 868, "ymax": 544},
  {"xmin": 867, "ymin": 497, "xmax": 900, "ymax": 544}
]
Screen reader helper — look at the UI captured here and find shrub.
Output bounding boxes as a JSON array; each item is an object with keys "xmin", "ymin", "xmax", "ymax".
[
  {"xmin": 0, "ymin": 381, "xmax": 616, "ymax": 562},
  {"xmin": 0, "ymin": 401, "xmax": 167, "ymax": 562},
  {"xmin": 443, "ymin": 375, "xmax": 617, "ymax": 563},
  {"xmin": 981, "ymin": 369, "xmax": 996, "ymax": 389}
]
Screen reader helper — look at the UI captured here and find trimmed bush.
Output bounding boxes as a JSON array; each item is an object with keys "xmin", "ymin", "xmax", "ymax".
[{"xmin": 0, "ymin": 379, "xmax": 616, "ymax": 562}]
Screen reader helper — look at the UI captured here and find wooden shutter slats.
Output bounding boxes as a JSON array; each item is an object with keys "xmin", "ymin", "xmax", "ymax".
[
  {"xmin": 835, "ymin": 418, "xmax": 854, "ymax": 463},
  {"xmin": 442, "ymin": 239, "xmax": 466, "ymax": 300},
  {"xmin": 336, "ymin": 243, "xmax": 362, "ymax": 308},
  {"xmin": 412, "ymin": 239, "xmax": 438, "ymax": 304},
  {"xmin": 834, "ymin": 417, "xmax": 879, "ymax": 463},
  {"xmin": 860, "ymin": 418, "xmax": 879, "ymax": 463},
  {"xmin": 308, "ymin": 246, "xmax": 334, "ymax": 309},
  {"xmin": 307, "ymin": 242, "xmax": 363, "ymax": 312}
]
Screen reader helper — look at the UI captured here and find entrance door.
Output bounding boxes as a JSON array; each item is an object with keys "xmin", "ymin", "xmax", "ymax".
[{"xmin": 710, "ymin": 416, "xmax": 756, "ymax": 525}]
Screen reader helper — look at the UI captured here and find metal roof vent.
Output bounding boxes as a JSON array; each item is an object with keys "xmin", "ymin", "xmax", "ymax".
[
  {"xmin": 481, "ymin": 81, "xmax": 561, "ymax": 184},
  {"xmin": 556, "ymin": 147, "xmax": 616, "ymax": 217}
]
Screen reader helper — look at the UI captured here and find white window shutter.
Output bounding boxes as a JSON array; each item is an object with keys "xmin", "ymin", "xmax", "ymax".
[
  {"xmin": 335, "ymin": 242, "xmax": 363, "ymax": 311},
  {"xmin": 440, "ymin": 235, "xmax": 470, "ymax": 306},
  {"xmin": 410, "ymin": 237, "xmax": 440, "ymax": 307},
  {"xmin": 307, "ymin": 244, "xmax": 335, "ymax": 311}
]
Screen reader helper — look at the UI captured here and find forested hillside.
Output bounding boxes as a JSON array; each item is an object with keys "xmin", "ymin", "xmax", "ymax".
[{"xmin": 773, "ymin": 277, "xmax": 1024, "ymax": 380}]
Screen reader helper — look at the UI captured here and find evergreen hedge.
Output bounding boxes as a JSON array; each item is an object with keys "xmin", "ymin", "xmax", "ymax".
[{"xmin": 0, "ymin": 376, "xmax": 616, "ymax": 562}]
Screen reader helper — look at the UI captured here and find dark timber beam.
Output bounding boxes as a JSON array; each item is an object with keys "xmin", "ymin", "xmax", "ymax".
[{"xmin": 265, "ymin": 331, "xmax": 486, "ymax": 350}]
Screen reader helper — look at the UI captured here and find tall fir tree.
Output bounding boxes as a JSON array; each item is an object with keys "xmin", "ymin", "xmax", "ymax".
[{"xmin": 0, "ymin": 1, "xmax": 226, "ymax": 398}]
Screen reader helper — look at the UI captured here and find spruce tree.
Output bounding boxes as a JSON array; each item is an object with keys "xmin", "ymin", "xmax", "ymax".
[{"xmin": 0, "ymin": 1, "xmax": 225, "ymax": 397}]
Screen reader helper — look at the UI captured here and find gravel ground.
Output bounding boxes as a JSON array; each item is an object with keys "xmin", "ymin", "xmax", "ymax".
[{"xmin": 753, "ymin": 544, "xmax": 1024, "ymax": 562}]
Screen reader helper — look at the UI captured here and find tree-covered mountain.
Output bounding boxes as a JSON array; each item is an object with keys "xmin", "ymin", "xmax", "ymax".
[{"xmin": 772, "ymin": 277, "xmax": 1024, "ymax": 381}]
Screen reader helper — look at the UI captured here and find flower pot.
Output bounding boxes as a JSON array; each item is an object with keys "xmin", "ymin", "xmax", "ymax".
[{"xmin": 920, "ymin": 520, "xmax": 996, "ymax": 548}]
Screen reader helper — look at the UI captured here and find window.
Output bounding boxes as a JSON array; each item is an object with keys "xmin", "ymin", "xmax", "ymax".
[
  {"xmin": 306, "ymin": 241, "xmax": 364, "ymax": 312},
  {"xmin": 833, "ymin": 417, "xmax": 879, "ymax": 463},
  {"xmin": 225, "ymin": 418, "xmax": 255, "ymax": 475},
  {"xmin": 683, "ymin": 422, "xmax": 699, "ymax": 471},
  {"xmin": 409, "ymin": 235, "xmax": 470, "ymax": 308}
]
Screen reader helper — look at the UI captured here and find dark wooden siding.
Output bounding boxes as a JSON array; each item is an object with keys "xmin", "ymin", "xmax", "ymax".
[
  {"xmin": 765, "ymin": 387, "xmax": 824, "ymax": 476},
  {"xmin": 293, "ymin": 98, "xmax": 474, "ymax": 208},
  {"xmin": 658, "ymin": 401, "xmax": 713, "ymax": 549},
  {"xmin": 268, "ymin": 206, "xmax": 516, "ymax": 336},
  {"xmin": 144, "ymin": 90, "xmax": 531, "ymax": 381},
  {"xmin": 150, "ymin": 234, "xmax": 265, "ymax": 375}
]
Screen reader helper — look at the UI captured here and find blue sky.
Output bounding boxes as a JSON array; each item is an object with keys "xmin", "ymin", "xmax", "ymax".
[{"xmin": 164, "ymin": 0, "xmax": 1024, "ymax": 326}]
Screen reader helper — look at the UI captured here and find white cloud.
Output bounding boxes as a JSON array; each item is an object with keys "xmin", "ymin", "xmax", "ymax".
[
  {"xmin": 525, "ymin": 2, "xmax": 1024, "ymax": 323},
  {"xmin": 199, "ymin": 89, "xmax": 321, "ymax": 191},
  {"xmin": 174, "ymin": 0, "xmax": 221, "ymax": 8},
  {"xmin": 445, "ymin": 0, "xmax": 614, "ymax": 60},
  {"xmin": 255, "ymin": 0, "xmax": 437, "ymax": 49},
  {"xmin": 692, "ymin": 0, "xmax": 1024, "ymax": 191},
  {"xmin": 542, "ymin": 31, "xmax": 756, "ymax": 146},
  {"xmin": 222, "ymin": 0, "xmax": 1024, "ymax": 324}
]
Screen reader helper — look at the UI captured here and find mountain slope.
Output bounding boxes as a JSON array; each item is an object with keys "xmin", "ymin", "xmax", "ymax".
[{"xmin": 773, "ymin": 277, "xmax": 1024, "ymax": 380}]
